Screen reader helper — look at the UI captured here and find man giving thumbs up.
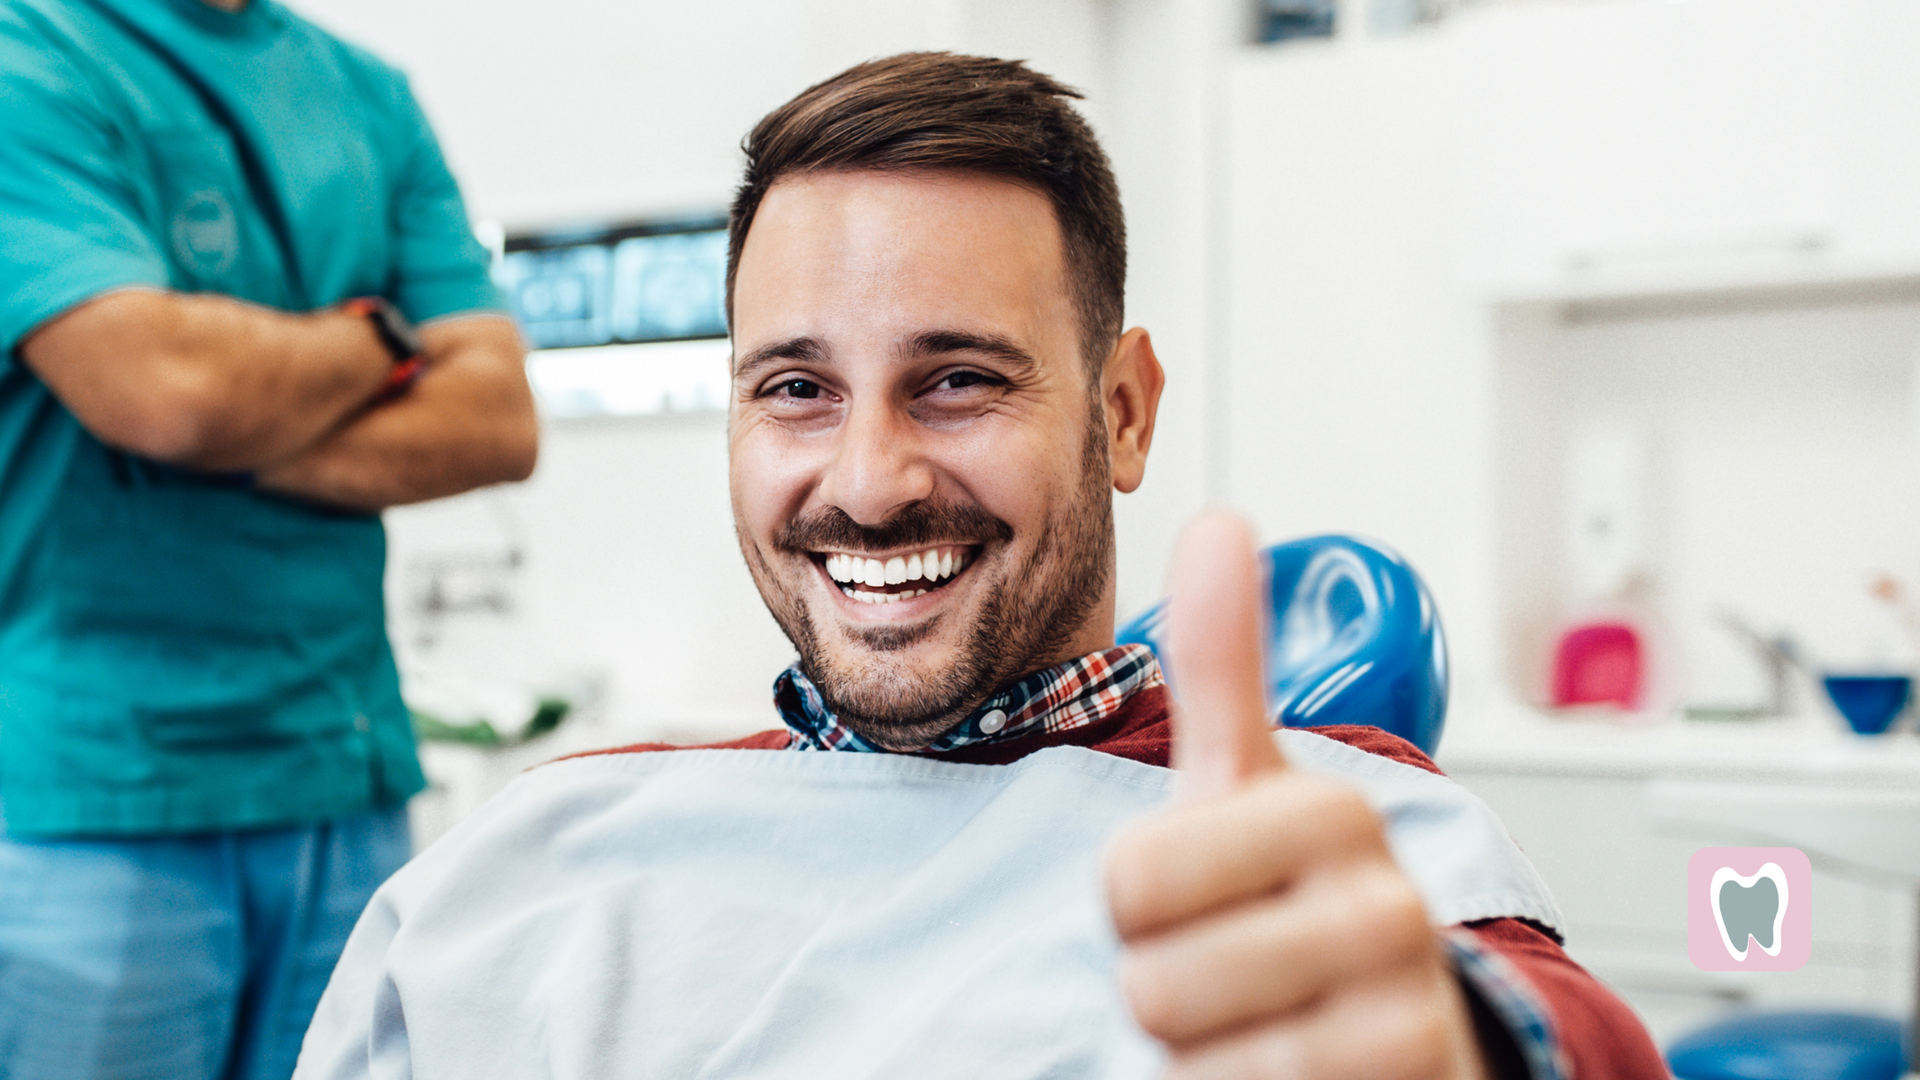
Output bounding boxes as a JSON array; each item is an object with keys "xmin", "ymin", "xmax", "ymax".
[
  {"xmin": 1112, "ymin": 515, "xmax": 1537, "ymax": 1079},
  {"xmin": 295, "ymin": 53, "xmax": 1669, "ymax": 1080}
]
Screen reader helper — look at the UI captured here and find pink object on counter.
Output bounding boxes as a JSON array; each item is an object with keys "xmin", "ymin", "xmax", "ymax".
[{"xmin": 1551, "ymin": 621, "xmax": 1644, "ymax": 708}]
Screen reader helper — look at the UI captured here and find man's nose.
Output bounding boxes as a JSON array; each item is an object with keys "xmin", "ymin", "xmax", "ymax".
[{"xmin": 816, "ymin": 396, "xmax": 936, "ymax": 526}]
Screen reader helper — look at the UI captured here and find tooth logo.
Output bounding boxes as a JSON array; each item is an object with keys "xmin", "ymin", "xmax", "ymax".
[
  {"xmin": 1688, "ymin": 847, "xmax": 1811, "ymax": 972},
  {"xmin": 1710, "ymin": 863, "xmax": 1787, "ymax": 960}
]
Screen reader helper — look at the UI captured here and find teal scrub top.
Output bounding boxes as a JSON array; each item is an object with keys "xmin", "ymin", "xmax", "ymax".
[{"xmin": 0, "ymin": 0, "xmax": 502, "ymax": 836}]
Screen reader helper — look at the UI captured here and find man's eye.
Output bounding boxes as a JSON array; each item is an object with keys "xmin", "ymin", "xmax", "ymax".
[
  {"xmin": 773, "ymin": 378, "xmax": 822, "ymax": 399},
  {"xmin": 936, "ymin": 370, "xmax": 994, "ymax": 391}
]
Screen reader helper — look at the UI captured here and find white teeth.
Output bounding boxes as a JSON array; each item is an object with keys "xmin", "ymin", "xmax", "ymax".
[{"xmin": 828, "ymin": 547, "xmax": 969, "ymax": 598}]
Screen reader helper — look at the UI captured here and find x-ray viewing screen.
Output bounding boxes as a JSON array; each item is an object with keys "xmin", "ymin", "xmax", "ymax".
[{"xmin": 500, "ymin": 218, "xmax": 729, "ymax": 350}]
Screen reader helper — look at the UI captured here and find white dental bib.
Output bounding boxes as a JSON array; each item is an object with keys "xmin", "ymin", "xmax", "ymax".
[{"xmin": 297, "ymin": 734, "xmax": 1562, "ymax": 1080}]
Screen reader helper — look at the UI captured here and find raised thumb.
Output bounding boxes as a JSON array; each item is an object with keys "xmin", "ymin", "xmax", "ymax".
[{"xmin": 1164, "ymin": 511, "xmax": 1289, "ymax": 798}]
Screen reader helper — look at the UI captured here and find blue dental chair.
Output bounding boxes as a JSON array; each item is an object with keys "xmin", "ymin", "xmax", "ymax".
[
  {"xmin": 1666, "ymin": 1012, "xmax": 1907, "ymax": 1080},
  {"xmin": 1116, "ymin": 534, "xmax": 1449, "ymax": 755}
]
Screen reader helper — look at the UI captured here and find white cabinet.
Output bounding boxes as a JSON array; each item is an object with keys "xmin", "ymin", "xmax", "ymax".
[
  {"xmin": 1449, "ymin": 0, "xmax": 1920, "ymax": 297},
  {"xmin": 1441, "ymin": 715, "xmax": 1920, "ymax": 1046}
]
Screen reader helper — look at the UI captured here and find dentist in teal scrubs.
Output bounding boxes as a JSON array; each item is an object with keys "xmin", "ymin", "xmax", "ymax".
[{"xmin": 0, "ymin": 0, "xmax": 538, "ymax": 1074}]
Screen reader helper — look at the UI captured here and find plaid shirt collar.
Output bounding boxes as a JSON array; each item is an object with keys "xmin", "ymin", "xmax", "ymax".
[{"xmin": 775, "ymin": 644, "xmax": 1164, "ymax": 753}]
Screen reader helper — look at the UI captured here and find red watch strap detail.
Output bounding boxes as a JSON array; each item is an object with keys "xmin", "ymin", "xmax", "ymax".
[
  {"xmin": 339, "ymin": 296, "xmax": 381, "ymax": 318},
  {"xmin": 377, "ymin": 355, "xmax": 426, "ymax": 400}
]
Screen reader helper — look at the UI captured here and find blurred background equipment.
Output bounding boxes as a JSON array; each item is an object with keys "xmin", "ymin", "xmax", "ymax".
[{"xmin": 497, "ymin": 215, "xmax": 732, "ymax": 419}]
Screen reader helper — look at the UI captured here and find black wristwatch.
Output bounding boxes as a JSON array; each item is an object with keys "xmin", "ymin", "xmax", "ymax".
[
  {"xmin": 341, "ymin": 296, "xmax": 427, "ymax": 398},
  {"xmin": 342, "ymin": 296, "xmax": 423, "ymax": 363}
]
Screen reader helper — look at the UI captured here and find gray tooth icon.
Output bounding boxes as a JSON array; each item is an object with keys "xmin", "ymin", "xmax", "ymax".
[
  {"xmin": 1711, "ymin": 863, "xmax": 1789, "ymax": 961},
  {"xmin": 1720, "ymin": 879, "xmax": 1778, "ymax": 949}
]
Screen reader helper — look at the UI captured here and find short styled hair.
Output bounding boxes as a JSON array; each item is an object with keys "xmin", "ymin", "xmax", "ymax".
[{"xmin": 727, "ymin": 52, "xmax": 1126, "ymax": 371}]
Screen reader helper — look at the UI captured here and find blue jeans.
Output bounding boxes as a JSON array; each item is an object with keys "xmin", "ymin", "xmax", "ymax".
[{"xmin": 0, "ymin": 806, "xmax": 410, "ymax": 1080}]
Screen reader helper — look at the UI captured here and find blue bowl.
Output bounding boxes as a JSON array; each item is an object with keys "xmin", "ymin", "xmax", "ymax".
[{"xmin": 1822, "ymin": 675, "xmax": 1911, "ymax": 735}]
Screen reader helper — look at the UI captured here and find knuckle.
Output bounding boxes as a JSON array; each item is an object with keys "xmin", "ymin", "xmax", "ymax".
[
  {"xmin": 1376, "ymin": 873, "xmax": 1432, "ymax": 932},
  {"xmin": 1317, "ymin": 868, "xmax": 1432, "ymax": 972},
  {"xmin": 1119, "ymin": 951, "xmax": 1185, "ymax": 1039},
  {"xmin": 1307, "ymin": 780, "xmax": 1387, "ymax": 853}
]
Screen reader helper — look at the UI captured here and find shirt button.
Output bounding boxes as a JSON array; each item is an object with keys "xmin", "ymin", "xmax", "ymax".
[
  {"xmin": 354, "ymin": 713, "xmax": 371, "ymax": 733},
  {"xmin": 979, "ymin": 709, "xmax": 1008, "ymax": 735}
]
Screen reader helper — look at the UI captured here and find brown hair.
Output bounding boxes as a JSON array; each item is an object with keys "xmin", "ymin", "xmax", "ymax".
[{"xmin": 727, "ymin": 52, "xmax": 1125, "ymax": 371}]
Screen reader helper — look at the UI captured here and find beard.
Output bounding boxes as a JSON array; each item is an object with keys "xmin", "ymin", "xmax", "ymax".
[{"xmin": 738, "ymin": 407, "xmax": 1115, "ymax": 751}]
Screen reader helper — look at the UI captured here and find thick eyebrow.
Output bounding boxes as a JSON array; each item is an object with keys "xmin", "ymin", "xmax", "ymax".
[
  {"xmin": 733, "ymin": 336, "xmax": 828, "ymax": 383},
  {"xmin": 733, "ymin": 329, "xmax": 1042, "ymax": 385},
  {"xmin": 906, "ymin": 329, "xmax": 1040, "ymax": 377}
]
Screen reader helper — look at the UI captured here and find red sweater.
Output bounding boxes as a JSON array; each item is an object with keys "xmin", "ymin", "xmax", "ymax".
[{"xmin": 572, "ymin": 685, "xmax": 1667, "ymax": 1079}]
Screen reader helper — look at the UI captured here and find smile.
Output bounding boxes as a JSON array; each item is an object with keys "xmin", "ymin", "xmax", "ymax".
[{"xmin": 817, "ymin": 545, "xmax": 973, "ymax": 605}]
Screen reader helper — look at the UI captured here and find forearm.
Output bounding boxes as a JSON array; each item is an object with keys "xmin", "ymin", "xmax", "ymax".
[
  {"xmin": 21, "ymin": 289, "xmax": 392, "ymax": 470},
  {"xmin": 255, "ymin": 316, "xmax": 537, "ymax": 511}
]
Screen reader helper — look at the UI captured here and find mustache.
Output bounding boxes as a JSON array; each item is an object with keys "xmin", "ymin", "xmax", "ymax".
[{"xmin": 774, "ymin": 500, "xmax": 1014, "ymax": 555}]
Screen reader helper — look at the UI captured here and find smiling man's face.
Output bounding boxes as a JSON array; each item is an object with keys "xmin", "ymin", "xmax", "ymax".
[{"xmin": 729, "ymin": 169, "xmax": 1157, "ymax": 750}]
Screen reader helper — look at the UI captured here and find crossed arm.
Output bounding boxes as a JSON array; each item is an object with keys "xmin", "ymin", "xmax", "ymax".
[{"xmin": 20, "ymin": 288, "xmax": 538, "ymax": 511}]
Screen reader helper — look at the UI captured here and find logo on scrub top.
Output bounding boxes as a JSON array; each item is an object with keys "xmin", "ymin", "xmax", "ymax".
[
  {"xmin": 170, "ymin": 188, "xmax": 238, "ymax": 277},
  {"xmin": 1687, "ymin": 847, "xmax": 1811, "ymax": 971}
]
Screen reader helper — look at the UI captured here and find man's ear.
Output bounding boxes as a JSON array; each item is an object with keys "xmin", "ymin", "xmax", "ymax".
[{"xmin": 1103, "ymin": 327, "xmax": 1165, "ymax": 494}]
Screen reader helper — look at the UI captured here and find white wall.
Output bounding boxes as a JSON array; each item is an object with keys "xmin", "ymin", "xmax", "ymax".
[{"xmin": 1218, "ymin": 35, "xmax": 1503, "ymax": 712}]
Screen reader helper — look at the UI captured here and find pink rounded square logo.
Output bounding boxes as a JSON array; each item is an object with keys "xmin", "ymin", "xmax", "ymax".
[{"xmin": 1687, "ymin": 847, "xmax": 1811, "ymax": 971}]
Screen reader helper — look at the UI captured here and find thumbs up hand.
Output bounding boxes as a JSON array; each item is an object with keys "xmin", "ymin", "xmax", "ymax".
[{"xmin": 1105, "ymin": 513, "xmax": 1494, "ymax": 1080}]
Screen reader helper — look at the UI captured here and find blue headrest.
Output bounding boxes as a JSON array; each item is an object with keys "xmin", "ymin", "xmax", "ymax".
[{"xmin": 1115, "ymin": 534, "xmax": 1449, "ymax": 755}]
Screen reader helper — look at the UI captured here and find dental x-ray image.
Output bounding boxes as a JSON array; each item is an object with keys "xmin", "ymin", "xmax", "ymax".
[{"xmin": 499, "ymin": 218, "xmax": 728, "ymax": 350}]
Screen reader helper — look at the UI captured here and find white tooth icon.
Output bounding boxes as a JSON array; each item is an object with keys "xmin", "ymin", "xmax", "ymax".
[{"xmin": 1710, "ymin": 863, "xmax": 1788, "ymax": 961}]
